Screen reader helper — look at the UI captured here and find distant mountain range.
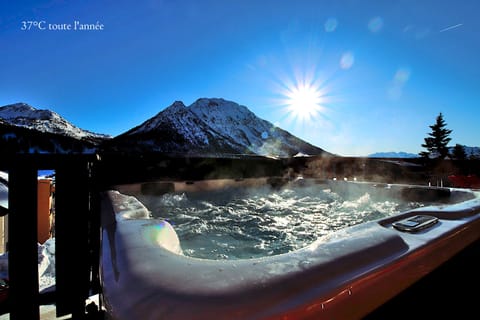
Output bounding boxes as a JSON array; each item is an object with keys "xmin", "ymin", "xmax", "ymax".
[
  {"xmin": 369, "ymin": 146, "xmax": 480, "ymax": 159},
  {"xmin": 1, "ymin": 99, "xmax": 478, "ymax": 159},
  {"xmin": 368, "ymin": 152, "xmax": 419, "ymax": 158},
  {"xmin": 456, "ymin": 146, "xmax": 480, "ymax": 158},
  {"xmin": 0, "ymin": 99, "xmax": 330, "ymax": 157}
]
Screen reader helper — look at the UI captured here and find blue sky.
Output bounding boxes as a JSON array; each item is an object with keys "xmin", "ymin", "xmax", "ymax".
[{"xmin": 1, "ymin": 0, "xmax": 479, "ymax": 156}]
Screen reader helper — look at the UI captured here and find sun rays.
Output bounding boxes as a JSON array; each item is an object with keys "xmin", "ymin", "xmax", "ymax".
[{"xmin": 277, "ymin": 69, "xmax": 331, "ymax": 127}]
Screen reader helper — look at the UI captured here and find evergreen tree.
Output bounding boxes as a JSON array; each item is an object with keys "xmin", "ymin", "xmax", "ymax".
[
  {"xmin": 452, "ymin": 144, "xmax": 467, "ymax": 160},
  {"xmin": 420, "ymin": 112, "xmax": 452, "ymax": 159}
]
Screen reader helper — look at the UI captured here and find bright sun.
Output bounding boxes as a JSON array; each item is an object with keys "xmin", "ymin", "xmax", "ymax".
[{"xmin": 283, "ymin": 81, "xmax": 327, "ymax": 123}]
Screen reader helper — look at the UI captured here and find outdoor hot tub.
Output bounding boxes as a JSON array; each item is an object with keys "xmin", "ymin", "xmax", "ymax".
[{"xmin": 99, "ymin": 178, "xmax": 480, "ymax": 319}]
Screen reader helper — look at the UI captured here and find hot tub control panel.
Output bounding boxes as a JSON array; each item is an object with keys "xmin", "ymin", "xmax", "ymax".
[{"xmin": 392, "ymin": 215, "xmax": 439, "ymax": 232}]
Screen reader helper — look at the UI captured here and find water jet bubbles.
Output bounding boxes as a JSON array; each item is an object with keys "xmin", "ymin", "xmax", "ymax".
[
  {"xmin": 340, "ymin": 52, "xmax": 355, "ymax": 70},
  {"xmin": 324, "ymin": 18, "xmax": 338, "ymax": 32},
  {"xmin": 368, "ymin": 17, "xmax": 384, "ymax": 33}
]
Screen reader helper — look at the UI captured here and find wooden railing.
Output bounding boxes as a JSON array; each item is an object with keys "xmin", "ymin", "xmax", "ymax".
[
  {"xmin": 1, "ymin": 154, "xmax": 100, "ymax": 319},
  {"xmin": 0, "ymin": 153, "xmax": 289, "ymax": 319}
]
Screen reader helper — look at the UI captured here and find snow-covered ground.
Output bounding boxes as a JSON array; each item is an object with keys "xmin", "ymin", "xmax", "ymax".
[
  {"xmin": 0, "ymin": 237, "xmax": 89, "ymax": 320},
  {"xmin": 0, "ymin": 237, "xmax": 56, "ymax": 292}
]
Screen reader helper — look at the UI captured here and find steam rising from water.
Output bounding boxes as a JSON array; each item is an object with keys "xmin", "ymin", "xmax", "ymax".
[{"xmin": 139, "ymin": 184, "xmax": 421, "ymax": 260}]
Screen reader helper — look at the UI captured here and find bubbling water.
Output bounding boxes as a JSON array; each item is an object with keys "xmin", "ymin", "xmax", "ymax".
[{"xmin": 139, "ymin": 183, "xmax": 422, "ymax": 260}]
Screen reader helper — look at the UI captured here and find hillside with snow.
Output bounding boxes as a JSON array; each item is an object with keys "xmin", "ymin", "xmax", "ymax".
[
  {"xmin": 0, "ymin": 103, "xmax": 110, "ymax": 143},
  {"xmin": 460, "ymin": 146, "xmax": 480, "ymax": 158},
  {"xmin": 2, "ymin": 100, "xmax": 479, "ymax": 160},
  {"xmin": 0, "ymin": 103, "xmax": 111, "ymax": 153},
  {"xmin": 104, "ymin": 98, "xmax": 330, "ymax": 157}
]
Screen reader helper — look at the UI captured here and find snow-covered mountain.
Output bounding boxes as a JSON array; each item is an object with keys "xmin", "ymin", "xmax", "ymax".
[
  {"xmin": 0, "ymin": 102, "xmax": 110, "ymax": 143},
  {"xmin": 106, "ymin": 98, "xmax": 330, "ymax": 157},
  {"xmin": 0, "ymin": 102, "xmax": 111, "ymax": 153}
]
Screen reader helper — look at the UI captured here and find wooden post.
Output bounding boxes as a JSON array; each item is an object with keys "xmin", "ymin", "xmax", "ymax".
[
  {"xmin": 55, "ymin": 157, "xmax": 91, "ymax": 318},
  {"xmin": 8, "ymin": 160, "xmax": 40, "ymax": 320}
]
